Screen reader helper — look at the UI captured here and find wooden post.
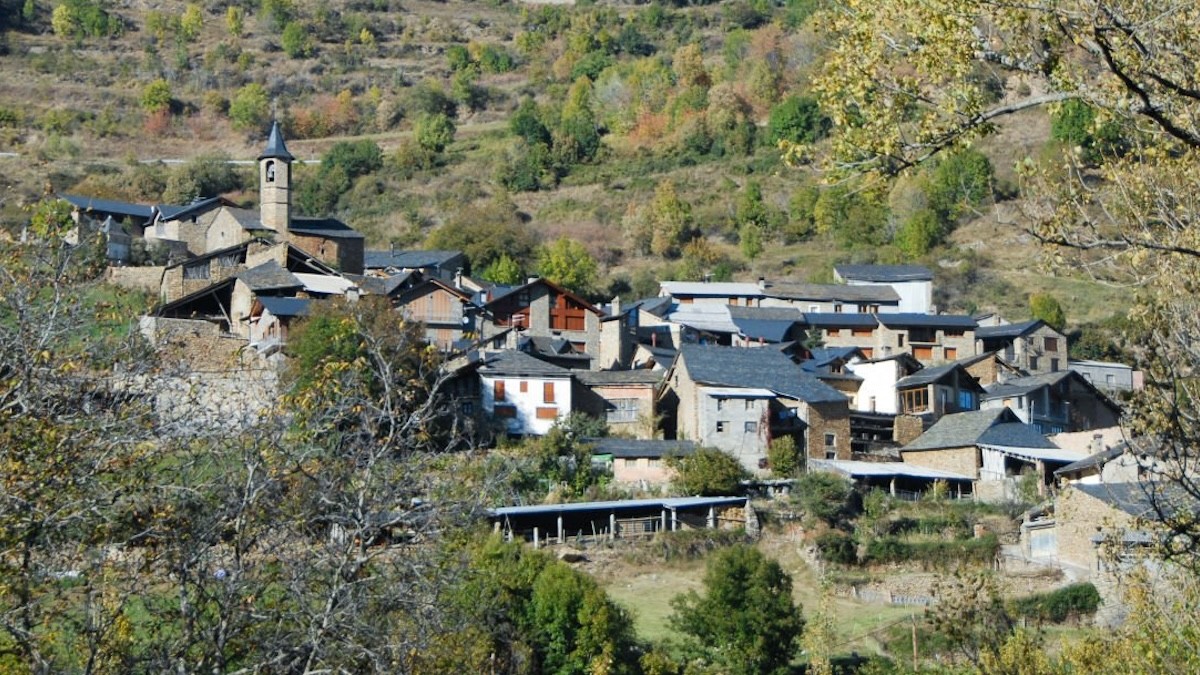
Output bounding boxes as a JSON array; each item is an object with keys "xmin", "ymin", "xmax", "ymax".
[
  {"xmin": 707, "ymin": 506, "xmax": 715, "ymax": 529},
  {"xmin": 911, "ymin": 614, "xmax": 919, "ymax": 671},
  {"xmin": 610, "ymin": 513, "xmax": 617, "ymax": 540},
  {"xmin": 533, "ymin": 527, "xmax": 539, "ymax": 549},
  {"xmin": 557, "ymin": 514, "xmax": 564, "ymax": 544},
  {"xmin": 890, "ymin": 476, "xmax": 897, "ymax": 496},
  {"xmin": 661, "ymin": 508, "xmax": 668, "ymax": 533}
]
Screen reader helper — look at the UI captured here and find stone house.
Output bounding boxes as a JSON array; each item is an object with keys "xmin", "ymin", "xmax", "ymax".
[
  {"xmin": 802, "ymin": 313, "xmax": 884, "ymax": 358},
  {"xmin": 146, "ymin": 197, "xmax": 237, "ymax": 255},
  {"xmin": 478, "ymin": 350, "xmax": 574, "ymax": 436},
  {"xmin": 664, "ymin": 344, "xmax": 851, "ymax": 473},
  {"xmin": 588, "ymin": 438, "xmax": 696, "ymax": 487},
  {"xmin": 834, "ymin": 264, "xmax": 933, "ymax": 314},
  {"xmin": 875, "ymin": 313, "xmax": 978, "ymax": 364},
  {"xmin": 482, "ymin": 278, "xmax": 617, "ymax": 370},
  {"xmin": 758, "ymin": 280, "xmax": 900, "ymax": 314},
  {"xmin": 800, "ymin": 347, "xmax": 867, "ymax": 406},
  {"xmin": 574, "ymin": 369, "xmax": 664, "ymax": 439},
  {"xmin": 957, "ymin": 351, "xmax": 1024, "ymax": 386},
  {"xmin": 393, "ymin": 278, "xmax": 482, "ymax": 351},
  {"xmin": 976, "ymin": 319, "xmax": 1068, "ymax": 374},
  {"xmin": 900, "ymin": 408, "xmax": 1087, "ymax": 501},
  {"xmin": 1048, "ymin": 482, "xmax": 1165, "ymax": 572},
  {"xmin": 247, "ymin": 296, "xmax": 310, "ymax": 350},
  {"xmin": 1069, "ymin": 359, "xmax": 1143, "ymax": 393},
  {"xmin": 201, "ymin": 206, "xmax": 273, "ymax": 253},
  {"xmin": 658, "ymin": 281, "xmax": 763, "ymax": 307},
  {"xmin": 980, "ymin": 370, "xmax": 1123, "ymax": 434},
  {"xmin": 894, "ymin": 362, "xmax": 984, "ymax": 421}
]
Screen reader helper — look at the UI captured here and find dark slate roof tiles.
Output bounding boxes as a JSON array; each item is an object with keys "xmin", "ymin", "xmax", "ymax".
[
  {"xmin": 680, "ymin": 344, "xmax": 846, "ymax": 403},
  {"xmin": 835, "ymin": 264, "xmax": 934, "ymax": 282}
]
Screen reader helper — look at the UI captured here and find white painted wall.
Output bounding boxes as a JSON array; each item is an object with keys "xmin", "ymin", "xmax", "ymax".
[
  {"xmin": 480, "ymin": 374, "xmax": 572, "ymax": 435},
  {"xmin": 846, "ymin": 279, "xmax": 932, "ymax": 314},
  {"xmin": 845, "ymin": 359, "xmax": 900, "ymax": 414}
]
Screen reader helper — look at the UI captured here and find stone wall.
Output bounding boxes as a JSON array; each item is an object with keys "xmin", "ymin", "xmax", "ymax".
[
  {"xmin": 1055, "ymin": 485, "xmax": 1134, "ymax": 572},
  {"xmin": 136, "ymin": 316, "xmax": 282, "ymax": 433},
  {"xmin": 902, "ymin": 445, "xmax": 979, "ymax": 478},
  {"xmin": 805, "ymin": 400, "xmax": 852, "ymax": 460},
  {"xmin": 106, "ymin": 266, "xmax": 164, "ymax": 294},
  {"xmin": 893, "ymin": 414, "xmax": 926, "ymax": 445}
]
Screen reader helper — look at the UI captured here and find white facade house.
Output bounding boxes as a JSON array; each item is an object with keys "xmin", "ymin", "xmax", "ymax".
[
  {"xmin": 835, "ymin": 264, "xmax": 934, "ymax": 314},
  {"xmin": 479, "ymin": 351, "xmax": 573, "ymax": 436},
  {"xmin": 844, "ymin": 353, "xmax": 922, "ymax": 414}
]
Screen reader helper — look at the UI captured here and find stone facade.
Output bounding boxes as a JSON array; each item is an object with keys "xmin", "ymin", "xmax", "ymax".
[
  {"xmin": 804, "ymin": 400, "xmax": 852, "ymax": 460},
  {"xmin": 106, "ymin": 266, "xmax": 164, "ymax": 294},
  {"xmin": 892, "ymin": 414, "xmax": 926, "ymax": 446},
  {"xmin": 1055, "ymin": 485, "xmax": 1136, "ymax": 572},
  {"xmin": 902, "ymin": 445, "xmax": 979, "ymax": 478}
]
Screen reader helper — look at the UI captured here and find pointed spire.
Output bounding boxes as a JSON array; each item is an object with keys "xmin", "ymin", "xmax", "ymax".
[{"xmin": 258, "ymin": 120, "xmax": 294, "ymax": 162}]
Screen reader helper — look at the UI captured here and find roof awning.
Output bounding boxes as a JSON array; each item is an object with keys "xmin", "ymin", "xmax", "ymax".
[
  {"xmin": 704, "ymin": 387, "xmax": 776, "ymax": 398},
  {"xmin": 979, "ymin": 444, "xmax": 1087, "ymax": 464}
]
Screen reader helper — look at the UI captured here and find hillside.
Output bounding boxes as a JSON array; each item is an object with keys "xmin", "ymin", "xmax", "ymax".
[{"xmin": 0, "ymin": 0, "xmax": 1129, "ymax": 328}]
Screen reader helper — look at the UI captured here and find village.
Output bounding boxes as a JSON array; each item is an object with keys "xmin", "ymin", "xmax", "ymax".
[{"xmin": 56, "ymin": 123, "xmax": 1180, "ymax": 631}]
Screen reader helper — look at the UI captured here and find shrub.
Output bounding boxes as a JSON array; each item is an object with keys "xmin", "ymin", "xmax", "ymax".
[
  {"xmin": 767, "ymin": 94, "xmax": 828, "ymax": 144},
  {"xmin": 414, "ymin": 112, "xmax": 455, "ymax": 153},
  {"xmin": 815, "ymin": 531, "xmax": 857, "ymax": 565},
  {"xmin": 281, "ymin": 21, "xmax": 314, "ymax": 58},
  {"xmin": 862, "ymin": 534, "xmax": 1000, "ymax": 568},
  {"xmin": 1008, "ymin": 583, "xmax": 1101, "ymax": 623},
  {"xmin": 767, "ymin": 436, "xmax": 801, "ymax": 478},
  {"xmin": 140, "ymin": 79, "xmax": 173, "ymax": 114},
  {"xmin": 794, "ymin": 472, "xmax": 853, "ymax": 526},
  {"xmin": 228, "ymin": 83, "xmax": 269, "ymax": 131},
  {"xmin": 669, "ymin": 448, "xmax": 748, "ymax": 496}
]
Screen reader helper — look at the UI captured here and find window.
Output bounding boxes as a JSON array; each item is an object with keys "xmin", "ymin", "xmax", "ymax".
[
  {"xmin": 744, "ymin": 399, "xmax": 754, "ymax": 410},
  {"xmin": 900, "ymin": 388, "xmax": 930, "ymax": 413},
  {"xmin": 913, "ymin": 346, "xmax": 933, "ymax": 361},
  {"xmin": 744, "ymin": 421, "xmax": 758, "ymax": 433},
  {"xmin": 944, "ymin": 328, "xmax": 966, "ymax": 337},
  {"xmin": 861, "ymin": 348, "xmax": 874, "ymax": 358},
  {"xmin": 809, "ymin": 305, "xmax": 819, "ymax": 312},
  {"xmin": 957, "ymin": 390, "xmax": 975, "ymax": 410},
  {"xmin": 945, "ymin": 347, "xmax": 957, "ymax": 360},
  {"xmin": 1106, "ymin": 373, "xmax": 1115, "ymax": 386},
  {"xmin": 1044, "ymin": 337, "xmax": 1059, "ymax": 352},
  {"xmin": 716, "ymin": 397, "xmax": 727, "ymax": 411},
  {"xmin": 495, "ymin": 405, "xmax": 517, "ymax": 418},
  {"xmin": 519, "ymin": 381, "xmax": 528, "ymax": 393},
  {"xmin": 852, "ymin": 327, "xmax": 873, "ymax": 337},
  {"xmin": 265, "ymin": 160, "xmax": 276, "ymax": 182},
  {"xmin": 898, "ymin": 334, "xmax": 905, "ymax": 347},
  {"xmin": 857, "ymin": 304, "xmax": 868, "ymax": 313},
  {"xmin": 183, "ymin": 263, "xmax": 210, "ymax": 281},
  {"xmin": 1029, "ymin": 356, "xmax": 1040, "ymax": 371},
  {"xmin": 543, "ymin": 382, "xmax": 556, "ymax": 403},
  {"xmin": 607, "ymin": 399, "xmax": 639, "ymax": 423},
  {"xmin": 824, "ymin": 433, "xmax": 837, "ymax": 459},
  {"xmin": 461, "ymin": 402, "xmax": 474, "ymax": 415},
  {"xmin": 1050, "ymin": 358, "xmax": 1060, "ymax": 372},
  {"xmin": 834, "ymin": 304, "xmax": 843, "ymax": 313},
  {"xmin": 716, "ymin": 421, "xmax": 727, "ymax": 432},
  {"xmin": 869, "ymin": 396, "xmax": 877, "ymax": 412},
  {"xmin": 493, "ymin": 381, "xmax": 506, "ymax": 402},
  {"xmin": 536, "ymin": 407, "xmax": 559, "ymax": 419},
  {"xmin": 910, "ymin": 328, "xmax": 936, "ymax": 343}
]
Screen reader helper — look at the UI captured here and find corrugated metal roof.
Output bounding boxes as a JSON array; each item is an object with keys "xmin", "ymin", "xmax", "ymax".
[
  {"xmin": 660, "ymin": 281, "xmax": 763, "ymax": 297},
  {"xmin": 490, "ymin": 496, "xmax": 746, "ymax": 518},
  {"xmin": 704, "ymin": 387, "xmax": 776, "ymax": 398},
  {"xmin": 294, "ymin": 273, "xmax": 357, "ymax": 295},
  {"xmin": 812, "ymin": 459, "xmax": 973, "ymax": 481}
]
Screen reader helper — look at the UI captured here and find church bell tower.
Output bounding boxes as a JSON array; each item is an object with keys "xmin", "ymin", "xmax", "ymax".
[{"xmin": 258, "ymin": 120, "xmax": 294, "ymax": 238}]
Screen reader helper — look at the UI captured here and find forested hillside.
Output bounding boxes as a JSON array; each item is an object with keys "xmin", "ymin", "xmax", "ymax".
[{"xmin": 0, "ymin": 0, "xmax": 1133, "ymax": 344}]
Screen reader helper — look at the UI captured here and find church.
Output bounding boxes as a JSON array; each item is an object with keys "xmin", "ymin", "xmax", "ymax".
[{"xmin": 64, "ymin": 122, "xmax": 365, "ymax": 274}]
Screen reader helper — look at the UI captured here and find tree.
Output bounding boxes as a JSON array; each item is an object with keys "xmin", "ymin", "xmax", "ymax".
[
  {"xmin": 228, "ymin": 83, "xmax": 269, "ymax": 131},
  {"xmin": 179, "ymin": 3, "xmax": 202, "ymax": 42},
  {"xmin": 280, "ymin": 20, "xmax": 314, "ymax": 58},
  {"xmin": 646, "ymin": 180, "xmax": 694, "ymax": 258},
  {"xmin": 225, "ymin": 6, "xmax": 244, "ymax": 37},
  {"xmin": 425, "ymin": 197, "xmax": 537, "ymax": 273},
  {"xmin": 414, "ymin": 112, "xmax": 456, "ymax": 154},
  {"xmin": 537, "ymin": 237, "xmax": 598, "ymax": 296},
  {"xmin": 669, "ymin": 545, "xmax": 804, "ymax": 675},
  {"xmin": 768, "ymin": 94, "xmax": 828, "ymax": 144},
  {"xmin": 511, "ymin": 96, "xmax": 551, "ymax": 147},
  {"xmin": 1029, "ymin": 293, "xmax": 1066, "ymax": 332},
  {"xmin": 556, "ymin": 76, "xmax": 601, "ymax": 164},
  {"xmin": 767, "ymin": 436, "xmax": 801, "ymax": 478},
  {"xmin": 140, "ymin": 78, "xmax": 173, "ymax": 114},
  {"xmin": 669, "ymin": 447, "xmax": 748, "ymax": 496}
]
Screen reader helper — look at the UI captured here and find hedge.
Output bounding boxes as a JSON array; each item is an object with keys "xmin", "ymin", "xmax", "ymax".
[
  {"xmin": 862, "ymin": 534, "xmax": 999, "ymax": 567},
  {"xmin": 1009, "ymin": 583, "xmax": 1101, "ymax": 623}
]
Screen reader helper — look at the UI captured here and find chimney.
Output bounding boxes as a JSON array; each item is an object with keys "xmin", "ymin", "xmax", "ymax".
[
  {"xmin": 611, "ymin": 296, "xmax": 621, "ymax": 316},
  {"xmin": 652, "ymin": 332, "xmax": 657, "ymax": 348},
  {"xmin": 527, "ymin": 276, "xmax": 539, "ymax": 285},
  {"xmin": 454, "ymin": 267, "xmax": 463, "ymax": 289},
  {"xmin": 758, "ymin": 276, "xmax": 766, "ymax": 290}
]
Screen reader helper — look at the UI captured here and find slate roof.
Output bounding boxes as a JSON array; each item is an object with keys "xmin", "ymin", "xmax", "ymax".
[
  {"xmin": 902, "ymin": 408, "xmax": 1058, "ymax": 451},
  {"xmin": 975, "ymin": 319, "xmax": 1045, "ymax": 340},
  {"xmin": 363, "ymin": 249, "xmax": 462, "ymax": 270},
  {"xmin": 895, "ymin": 363, "xmax": 983, "ymax": 391},
  {"xmin": 799, "ymin": 312, "xmax": 880, "ymax": 328},
  {"xmin": 627, "ymin": 296, "xmax": 673, "ymax": 317},
  {"xmin": 731, "ymin": 316, "xmax": 798, "ymax": 343},
  {"xmin": 575, "ymin": 369, "xmax": 663, "ymax": 386},
  {"xmin": 350, "ymin": 271, "xmax": 416, "ymax": 297},
  {"xmin": 679, "ymin": 344, "xmax": 846, "ymax": 403},
  {"xmin": 983, "ymin": 371, "xmax": 1077, "ymax": 398},
  {"xmin": 258, "ymin": 120, "xmax": 295, "ymax": 162},
  {"xmin": 659, "ymin": 281, "xmax": 763, "ymax": 297},
  {"xmin": 761, "ymin": 281, "xmax": 899, "ymax": 303},
  {"xmin": 289, "ymin": 216, "xmax": 365, "ymax": 239},
  {"xmin": 159, "ymin": 196, "xmax": 229, "ymax": 222},
  {"xmin": 163, "ymin": 242, "xmax": 249, "ymax": 271},
  {"xmin": 876, "ymin": 313, "xmax": 977, "ymax": 329},
  {"xmin": 805, "ymin": 347, "xmax": 865, "ymax": 367},
  {"xmin": 214, "ymin": 206, "xmax": 270, "ymax": 232},
  {"xmin": 258, "ymin": 296, "xmax": 311, "ymax": 318},
  {"xmin": 1055, "ymin": 444, "xmax": 1126, "ymax": 476},
  {"xmin": 520, "ymin": 336, "xmax": 592, "ymax": 364},
  {"xmin": 587, "ymin": 438, "xmax": 696, "ymax": 459},
  {"xmin": 479, "ymin": 350, "xmax": 573, "ymax": 377},
  {"xmin": 60, "ymin": 194, "xmax": 156, "ymax": 220},
  {"xmin": 835, "ymin": 264, "xmax": 933, "ymax": 282},
  {"xmin": 236, "ymin": 260, "xmax": 302, "ymax": 291},
  {"xmin": 1072, "ymin": 481, "xmax": 1195, "ymax": 520}
]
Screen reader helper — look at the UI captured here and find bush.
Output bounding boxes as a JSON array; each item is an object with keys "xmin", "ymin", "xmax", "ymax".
[
  {"xmin": 414, "ymin": 112, "xmax": 455, "ymax": 153},
  {"xmin": 1008, "ymin": 583, "xmax": 1100, "ymax": 623},
  {"xmin": 862, "ymin": 534, "xmax": 1000, "ymax": 568},
  {"xmin": 229, "ymin": 83, "xmax": 269, "ymax": 131},
  {"xmin": 767, "ymin": 95, "xmax": 828, "ymax": 144},
  {"xmin": 767, "ymin": 436, "xmax": 801, "ymax": 478},
  {"xmin": 815, "ymin": 531, "xmax": 857, "ymax": 565},
  {"xmin": 280, "ymin": 21, "xmax": 314, "ymax": 58},
  {"xmin": 140, "ymin": 79, "xmax": 173, "ymax": 114},
  {"xmin": 794, "ymin": 472, "xmax": 853, "ymax": 525},
  {"xmin": 669, "ymin": 448, "xmax": 748, "ymax": 496}
]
